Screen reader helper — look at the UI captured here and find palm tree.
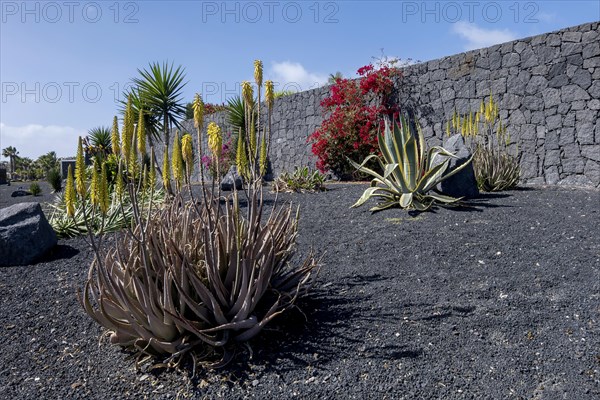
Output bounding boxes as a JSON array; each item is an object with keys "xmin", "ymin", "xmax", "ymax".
[
  {"xmin": 328, "ymin": 72, "xmax": 344, "ymax": 84},
  {"xmin": 85, "ymin": 126, "xmax": 112, "ymax": 162},
  {"xmin": 37, "ymin": 151, "xmax": 59, "ymax": 173},
  {"xmin": 119, "ymin": 88, "xmax": 161, "ymax": 146},
  {"xmin": 2, "ymin": 146, "xmax": 19, "ymax": 177},
  {"xmin": 132, "ymin": 61, "xmax": 187, "ymax": 155}
]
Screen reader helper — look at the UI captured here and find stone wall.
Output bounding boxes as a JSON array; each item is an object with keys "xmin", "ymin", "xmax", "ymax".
[{"xmin": 169, "ymin": 21, "xmax": 599, "ymax": 187}]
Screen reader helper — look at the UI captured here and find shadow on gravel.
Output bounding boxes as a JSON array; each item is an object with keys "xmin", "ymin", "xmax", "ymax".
[
  {"xmin": 37, "ymin": 244, "xmax": 80, "ymax": 263},
  {"xmin": 175, "ymin": 285, "xmax": 423, "ymax": 390}
]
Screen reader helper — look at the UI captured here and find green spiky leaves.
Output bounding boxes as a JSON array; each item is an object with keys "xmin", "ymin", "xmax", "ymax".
[{"xmin": 350, "ymin": 116, "xmax": 472, "ymax": 212}]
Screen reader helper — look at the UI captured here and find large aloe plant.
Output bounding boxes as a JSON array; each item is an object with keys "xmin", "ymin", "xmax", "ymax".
[{"xmin": 350, "ymin": 116, "xmax": 472, "ymax": 212}]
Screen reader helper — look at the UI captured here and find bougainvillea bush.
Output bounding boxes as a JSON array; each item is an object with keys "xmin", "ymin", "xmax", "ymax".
[{"xmin": 309, "ymin": 63, "xmax": 400, "ymax": 179}]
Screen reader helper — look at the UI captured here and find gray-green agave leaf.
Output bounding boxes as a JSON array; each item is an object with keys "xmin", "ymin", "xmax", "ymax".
[{"xmin": 350, "ymin": 116, "xmax": 473, "ymax": 212}]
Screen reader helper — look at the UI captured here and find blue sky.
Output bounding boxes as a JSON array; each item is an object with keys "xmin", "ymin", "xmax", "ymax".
[{"xmin": 1, "ymin": 0, "xmax": 599, "ymax": 159}]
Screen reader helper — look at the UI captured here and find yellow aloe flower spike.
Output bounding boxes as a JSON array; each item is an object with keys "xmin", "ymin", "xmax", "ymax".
[
  {"xmin": 75, "ymin": 136, "xmax": 86, "ymax": 197},
  {"xmin": 265, "ymin": 80, "xmax": 274, "ymax": 110},
  {"xmin": 241, "ymin": 81, "xmax": 254, "ymax": 106},
  {"xmin": 115, "ymin": 162, "xmax": 124, "ymax": 198},
  {"xmin": 148, "ymin": 150, "xmax": 156, "ymax": 189},
  {"xmin": 99, "ymin": 162, "xmax": 109, "ymax": 214},
  {"xmin": 259, "ymin": 135, "xmax": 267, "ymax": 176},
  {"xmin": 129, "ymin": 134, "xmax": 138, "ymax": 178},
  {"xmin": 171, "ymin": 131, "xmax": 183, "ymax": 188},
  {"xmin": 254, "ymin": 60, "xmax": 263, "ymax": 88},
  {"xmin": 162, "ymin": 147, "xmax": 171, "ymax": 191},
  {"xmin": 446, "ymin": 120, "xmax": 451, "ymax": 137},
  {"xmin": 111, "ymin": 116, "xmax": 120, "ymax": 156},
  {"xmin": 236, "ymin": 128, "xmax": 249, "ymax": 180},
  {"xmin": 479, "ymin": 99, "xmax": 485, "ymax": 115},
  {"xmin": 90, "ymin": 161, "xmax": 99, "ymax": 207},
  {"xmin": 207, "ymin": 122, "xmax": 222, "ymax": 158},
  {"xmin": 181, "ymin": 133, "xmax": 194, "ymax": 174},
  {"xmin": 193, "ymin": 93, "xmax": 204, "ymax": 130},
  {"xmin": 122, "ymin": 95, "xmax": 134, "ymax": 163},
  {"xmin": 64, "ymin": 165, "xmax": 76, "ymax": 218},
  {"xmin": 137, "ymin": 108, "xmax": 146, "ymax": 155}
]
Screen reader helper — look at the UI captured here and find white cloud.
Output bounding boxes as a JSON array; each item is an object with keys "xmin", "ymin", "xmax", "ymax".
[
  {"xmin": 452, "ymin": 22, "xmax": 518, "ymax": 50},
  {"xmin": 269, "ymin": 61, "xmax": 328, "ymax": 92},
  {"xmin": 0, "ymin": 123, "xmax": 83, "ymax": 160}
]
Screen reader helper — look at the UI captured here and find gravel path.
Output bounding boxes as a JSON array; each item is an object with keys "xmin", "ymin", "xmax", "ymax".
[{"xmin": 1, "ymin": 184, "xmax": 599, "ymax": 399}]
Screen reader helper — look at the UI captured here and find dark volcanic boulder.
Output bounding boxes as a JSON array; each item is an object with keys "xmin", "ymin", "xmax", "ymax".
[
  {"xmin": 435, "ymin": 134, "xmax": 479, "ymax": 199},
  {"xmin": 0, "ymin": 202, "xmax": 57, "ymax": 267},
  {"xmin": 11, "ymin": 189, "xmax": 30, "ymax": 197},
  {"xmin": 220, "ymin": 166, "xmax": 243, "ymax": 191}
]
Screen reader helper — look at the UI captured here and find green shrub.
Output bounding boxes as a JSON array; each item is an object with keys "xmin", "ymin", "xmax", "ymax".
[
  {"xmin": 29, "ymin": 182, "xmax": 42, "ymax": 196},
  {"xmin": 47, "ymin": 168, "xmax": 62, "ymax": 192},
  {"xmin": 272, "ymin": 166, "xmax": 327, "ymax": 193},
  {"xmin": 350, "ymin": 116, "xmax": 471, "ymax": 212}
]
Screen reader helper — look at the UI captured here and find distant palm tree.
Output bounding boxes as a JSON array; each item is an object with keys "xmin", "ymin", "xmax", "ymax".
[
  {"xmin": 2, "ymin": 146, "xmax": 19, "ymax": 176},
  {"xmin": 328, "ymin": 72, "xmax": 344, "ymax": 84},
  {"xmin": 36, "ymin": 151, "xmax": 59, "ymax": 173},
  {"xmin": 85, "ymin": 127, "xmax": 112, "ymax": 163},
  {"xmin": 132, "ymin": 61, "xmax": 187, "ymax": 154}
]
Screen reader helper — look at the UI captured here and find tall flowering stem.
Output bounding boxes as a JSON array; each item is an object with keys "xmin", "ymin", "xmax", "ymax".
[
  {"xmin": 171, "ymin": 131, "xmax": 184, "ymax": 190},
  {"xmin": 137, "ymin": 108, "xmax": 146, "ymax": 156},
  {"xmin": 111, "ymin": 116, "xmax": 120, "ymax": 156},
  {"xmin": 192, "ymin": 93, "xmax": 206, "ymax": 184},
  {"xmin": 181, "ymin": 133, "xmax": 194, "ymax": 180},
  {"xmin": 75, "ymin": 136, "xmax": 86, "ymax": 198},
  {"xmin": 64, "ymin": 165, "xmax": 76, "ymax": 217}
]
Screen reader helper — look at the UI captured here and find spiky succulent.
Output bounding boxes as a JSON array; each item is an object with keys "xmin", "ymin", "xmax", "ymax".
[
  {"xmin": 80, "ymin": 190, "xmax": 318, "ymax": 366},
  {"xmin": 350, "ymin": 116, "xmax": 472, "ymax": 212},
  {"xmin": 273, "ymin": 167, "xmax": 326, "ymax": 193}
]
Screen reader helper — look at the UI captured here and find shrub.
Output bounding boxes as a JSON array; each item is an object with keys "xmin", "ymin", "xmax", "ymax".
[
  {"xmin": 447, "ymin": 93, "xmax": 520, "ymax": 191},
  {"xmin": 350, "ymin": 116, "xmax": 471, "ymax": 212},
  {"xmin": 47, "ymin": 168, "xmax": 62, "ymax": 192},
  {"xmin": 309, "ymin": 63, "xmax": 400, "ymax": 179},
  {"xmin": 29, "ymin": 182, "xmax": 42, "ymax": 196},
  {"xmin": 272, "ymin": 166, "xmax": 326, "ymax": 193}
]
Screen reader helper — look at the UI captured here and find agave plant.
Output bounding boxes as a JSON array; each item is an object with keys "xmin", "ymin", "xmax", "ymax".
[
  {"xmin": 273, "ymin": 166, "xmax": 327, "ymax": 193},
  {"xmin": 350, "ymin": 116, "xmax": 472, "ymax": 212},
  {"xmin": 48, "ymin": 186, "xmax": 164, "ymax": 238}
]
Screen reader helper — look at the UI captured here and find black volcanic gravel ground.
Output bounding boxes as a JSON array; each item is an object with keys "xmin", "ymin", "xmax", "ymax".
[{"xmin": 1, "ymin": 184, "xmax": 599, "ymax": 399}]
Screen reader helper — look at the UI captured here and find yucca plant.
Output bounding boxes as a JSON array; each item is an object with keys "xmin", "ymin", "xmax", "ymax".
[
  {"xmin": 350, "ymin": 116, "xmax": 472, "ymax": 212},
  {"xmin": 273, "ymin": 167, "xmax": 327, "ymax": 193},
  {"xmin": 447, "ymin": 92, "xmax": 520, "ymax": 191}
]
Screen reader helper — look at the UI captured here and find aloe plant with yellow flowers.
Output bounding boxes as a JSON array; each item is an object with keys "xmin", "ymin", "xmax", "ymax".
[
  {"xmin": 78, "ymin": 60, "xmax": 318, "ymax": 370},
  {"xmin": 446, "ymin": 92, "xmax": 520, "ymax": 191}
]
